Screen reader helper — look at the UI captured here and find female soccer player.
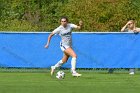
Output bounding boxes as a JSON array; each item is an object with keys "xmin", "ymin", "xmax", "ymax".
[
  {"xmin": 121, "ymin": 20, "xmax": 140, "ymax": 75},
  {"xmin": 45, "ymin": 17, "xmax": 83, "ymax": 77}
]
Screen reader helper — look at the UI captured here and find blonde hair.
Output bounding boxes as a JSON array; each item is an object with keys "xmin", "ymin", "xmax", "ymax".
[{"xmin": 129, "ymin": 20, "xmax": 135, "ymax": 24}]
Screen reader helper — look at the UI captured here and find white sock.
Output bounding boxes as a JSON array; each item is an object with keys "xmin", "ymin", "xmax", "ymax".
[
  {"xmin": 54, "ymin": 60, "xmax": 63, "ymax": 69},
  {"xmin": 129, "ymin": 69, "xmax": 135, "ymax": 73},
  {"xmin": 71, "ymin": 57, "xmax": 76, "ymax": 73}
]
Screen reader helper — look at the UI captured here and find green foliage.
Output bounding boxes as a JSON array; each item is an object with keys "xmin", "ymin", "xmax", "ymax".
[{"xmin": 0, "ymin": 0, "xmax": 140, "ymax": 31}]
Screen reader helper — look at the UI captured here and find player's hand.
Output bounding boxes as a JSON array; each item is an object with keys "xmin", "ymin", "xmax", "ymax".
[
  {"xmin": 133, "ymin": 29, "xmax": 139, "ymax": 34},
  {"xmin": 133, "ymin": 29, "xmax": 137, "ymax": 32},
  {"xmin": 126, "ymin": 21, "xmax": 132, "ymax": 25},
  {"xmin": 79, "ymin": 20, "xmax": 83, "ymax": 26},
  {"xmin": 44, "ymin": 44, "xmax": 49, "ymax": 48}
]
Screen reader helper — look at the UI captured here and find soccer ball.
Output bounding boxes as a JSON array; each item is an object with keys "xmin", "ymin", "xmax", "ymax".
[{"xmin": 56, "ymin": 71, "xmax": 65, "ymax": 79}]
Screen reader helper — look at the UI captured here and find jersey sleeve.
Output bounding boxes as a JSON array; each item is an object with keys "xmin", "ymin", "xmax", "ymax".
[
  {"xmin": 70, "ymin": 24, "xmax": 78, "ymax": 29},
  {"xmin": 52, "ymin": 27, "xmax": 60, "ymax": 34}
]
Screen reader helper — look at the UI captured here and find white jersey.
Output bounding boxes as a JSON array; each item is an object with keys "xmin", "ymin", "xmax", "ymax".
[{"xmin": 52, "ymin": 23, "xmax": 77, "ymax": 48}]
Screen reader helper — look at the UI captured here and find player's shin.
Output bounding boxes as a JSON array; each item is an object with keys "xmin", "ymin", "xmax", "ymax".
[
  {"xmin": 54, "ymin": 60, "xmax": 63, "ymax": 69},
  {"xmin": 71, "ymin": 57, "xmax": 76, "ymax": 73}
]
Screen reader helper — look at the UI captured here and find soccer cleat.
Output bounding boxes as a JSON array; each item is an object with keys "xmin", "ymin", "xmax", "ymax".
[
  {"xmin": 129, "ymin": 72, "xmax": 134, "ymax": 75},
  {"xmin": 51, "ymin": 66, "xmax": 55, "ymax": 76},
  {"xmin": 72, "ymin": 73, "xmax": 82, "ymax": 77}
]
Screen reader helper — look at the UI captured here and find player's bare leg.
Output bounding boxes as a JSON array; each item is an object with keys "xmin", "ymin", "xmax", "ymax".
[{"xmin": 64, "ymin": 47, "xmax": 82, "ymax": 77}]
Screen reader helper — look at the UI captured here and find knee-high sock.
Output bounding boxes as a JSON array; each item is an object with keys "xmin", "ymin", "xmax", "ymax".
[
  {"xmin": 54, "ymin": 60, "xmax": 63, "ymax": 69},
  {"xmin": 129, "ymin": 68, "xmax": 135, "ymax": 73},
  {"xmin": 71, "ymin": 57, "xmax": 76, "ymax": 73}
]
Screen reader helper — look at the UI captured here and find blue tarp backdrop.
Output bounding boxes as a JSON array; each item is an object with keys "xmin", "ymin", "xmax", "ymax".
[{"xmin": 0, "ymin": 32, "xmax": 140, "ymax": 68}]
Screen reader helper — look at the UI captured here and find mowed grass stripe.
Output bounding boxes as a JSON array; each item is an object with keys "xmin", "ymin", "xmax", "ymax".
[{"xmin": 0, "ymin": 72, "xmax": 140, "ymax": 93}]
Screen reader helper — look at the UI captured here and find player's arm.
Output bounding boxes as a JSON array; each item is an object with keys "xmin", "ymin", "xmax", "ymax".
[
  {"xmin": 134, "ymin": 28, "xmax": 140, "ymax": 32},
  {"xmin": 121, "ymin": 22, "xmax": 130, "ymax": 32},
  {"xmin": 44, "ymin": 32, "xmax": 55, "ymax": 48},
  {"xmin": 45, "ymin": 27, "xmax": 60, "ymax": 48}
]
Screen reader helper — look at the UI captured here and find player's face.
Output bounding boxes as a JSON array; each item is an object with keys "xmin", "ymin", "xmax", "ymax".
[
  {"xmin": 128, "ymin": 22, "xmax": 135, "ymax": 29},
  {"xmin": 61, "ymin": 19, "xmax": 68, "ymax": 27}
]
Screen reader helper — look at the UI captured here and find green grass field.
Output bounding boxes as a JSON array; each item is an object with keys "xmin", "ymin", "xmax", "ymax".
[{"xmin": 0, "ymin": 71, "xmax": 140, "ymax": 93}]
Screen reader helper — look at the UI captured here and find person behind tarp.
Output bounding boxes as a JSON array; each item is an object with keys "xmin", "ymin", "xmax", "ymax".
[{"xmin": 121, "ymin": 20, "xmax": 140, "ymax": 75}]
